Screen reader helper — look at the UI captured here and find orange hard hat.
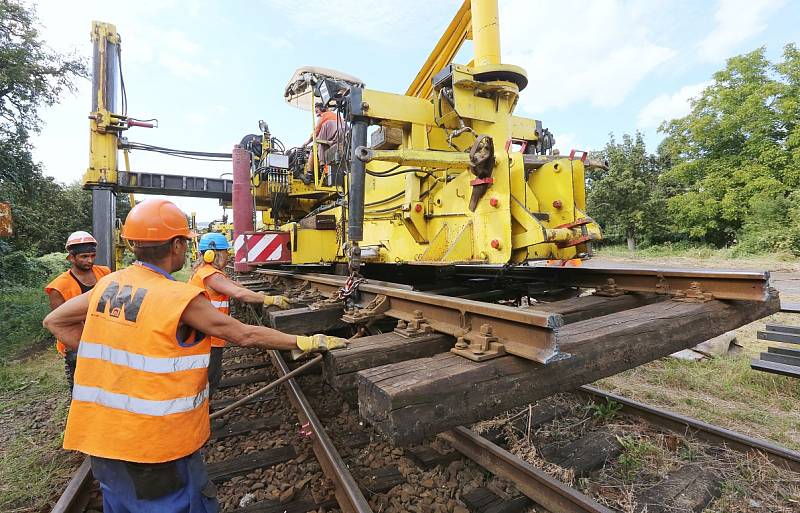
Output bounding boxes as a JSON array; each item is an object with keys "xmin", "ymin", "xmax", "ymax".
[{"xmin": 121, "ymin": 199, "xmax": 196, "ymax": 243}]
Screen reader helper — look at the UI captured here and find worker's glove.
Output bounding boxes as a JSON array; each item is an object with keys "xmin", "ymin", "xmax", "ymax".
[
  {"xmin": 292, "ymin": 334, "xmax": 348, "ymax": 359},
  {"xmin": 263, "ymin": 295, "xmax": 290, "ymax": 309}
]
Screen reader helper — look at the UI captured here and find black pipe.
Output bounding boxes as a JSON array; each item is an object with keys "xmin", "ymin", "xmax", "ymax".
[{"xmin": 348, "ymin": 119, "xmax": 368, "ymax": 242}]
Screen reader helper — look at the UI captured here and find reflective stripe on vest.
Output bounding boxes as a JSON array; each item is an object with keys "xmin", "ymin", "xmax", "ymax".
[
  {"xmin": 72, "ymin": 384, "xmax": 209, "ymax": 417},
  {"xmin": 210, "ymin": 300, "xmax": 229, "ymax": 308},
  {"xmin": 63, "ymin": 264, "xmax": 211, "ymax": 463},
  {"xmin": 78, "ymin": 341, "xmax": 209, "ymax": 373}
]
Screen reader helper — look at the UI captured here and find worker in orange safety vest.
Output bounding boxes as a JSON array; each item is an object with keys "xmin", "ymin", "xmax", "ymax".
[
  {"xmin": 42, "ymin": 199, "xmax": 346, "ymax": 512},
  {"xmin": 44, "ymin": 231, "xmax": 111, "ymax": 391},
  {"xmin": 189, "ymin": 231, "xmax": 291, "ymax": 399}
]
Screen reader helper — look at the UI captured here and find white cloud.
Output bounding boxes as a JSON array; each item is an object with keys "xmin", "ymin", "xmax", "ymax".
[
  {"xmin": 256, "ymin": 34, "xmax": 293, "ymax": 51},
  {"xmin": 500, "ymin": 0, "xmax": 675, "ymax": 114},
  {"xmin": 698, "ymin": 0, "xmax": 785, "ymax": 62},
  {"xmin": 637, "ymin": 80, "xmax": 713, "ymax": 128},
  {"xmin": 553, "ymin": 132, "xmax": 578, "ymax": 154},
  {"xmin": 262, "ymin": 0, "xmax": 461, "ymax": 45},
  {"xmin": 158, "ymin": 54, "xmax": 210, "ymax": 79},
  {"xmin": 29, "ymin": 1, "xmax": 210, "ymax": 79},
  {"xmin": 159, "ymin": 30, "xmax": 201, "ymax": 56}
]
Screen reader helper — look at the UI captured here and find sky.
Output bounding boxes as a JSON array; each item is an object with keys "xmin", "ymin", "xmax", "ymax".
[{"xmin": 27, "ymin": 0, "xmax": 799, "ymax": 222}]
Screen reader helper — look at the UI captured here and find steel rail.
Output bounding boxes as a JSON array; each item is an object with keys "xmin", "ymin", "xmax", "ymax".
[
  {"xmin": 243, "ymin": 305, "xmax": 373, "ymax": 513},
  {"xmin": 268, "ymin": 349, "xmax": 373, "ymax": 513},
  {"xmin": 51, "ymin": 457, "xmax": 92, "ymax": 513},
  {"xmin": 255, "ymin": 269, "xmax": 563, "ymax": 363},
  {"xmin": 579, "ymin": 386, "xmax": 800, "ymax": 473},
  {"xmin": 441, "ymin": 426, "xmax": 615, "ymax": 513},
  {"xmin": 453, "ymin": 264, "xmax": 772, "ymax": 302}
]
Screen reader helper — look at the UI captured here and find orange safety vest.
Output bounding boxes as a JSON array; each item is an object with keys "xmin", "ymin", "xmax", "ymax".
[
  {"xmin": 189, "ymin": 263, "xmax": 230, "ymax": 348},
  {"xmin": 44, "ymin": 266, "xmax": 112, "ymax": 355},
  {"xmin": 63, "ymin": 262, "xmax": 210, "ymax": 463},
  {"xmin": 314, "ymin": 110, "xmax": 339, "ymax": 137}
]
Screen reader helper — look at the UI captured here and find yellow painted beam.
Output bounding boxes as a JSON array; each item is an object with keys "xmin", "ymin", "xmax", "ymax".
[
  {"xmin": 406, "ymin": 0, "xmax": 472, "ymax": 99},
  {"xmin": 471, "ymin": 0, "xmax": 501, "ymax": 67},
  {"xmin": 510, "ymin": 195, "xmax": 546, "ymax": 249},
  {"xmin": 359, "ymin": 147, "xmax": 473, "ymax": 169},
  {"xmin": 363, "ymin": 89, "xmax": 433, "ymax": 125},
  {"xmin": 84, "ymin": 21, "xmax": 120, "ymax": 186}
]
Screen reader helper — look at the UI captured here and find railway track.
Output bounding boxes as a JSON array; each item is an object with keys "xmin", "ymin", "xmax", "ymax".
[
  {"xmin": 52, "ymin": 343, "xmax": 371, "ymax": 513},
  {"xmin": 51, "ymin": 268, "xmax": 796, "ymax": 513},
  {"xmin": 51, "ymin": 344, "xmax": 800, "ymax": 513}
]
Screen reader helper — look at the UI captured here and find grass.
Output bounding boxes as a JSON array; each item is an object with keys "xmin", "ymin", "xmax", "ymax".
[
  {"xmin": 0, "ymin": 285, "xmax": 51, "ymax": 363},
  {"xmin": 596, "ymin": 337, "xmax": 800, "ymax": 450},
  {"xmin": 587, "ymin": 398, "xmax": 623, "ymax": 421},
  {"xmin": 0, "ymin": 352, "xmax": 77, "ymax": 512},
  {"xmin": 616, "ymin": 434, "xmax": 667, "ymax": 480},
  {"xmin": 595, "ymin": 243, "xmax": 799, "ymax": 266},
  {"xmin": 0, "ymin": 258, "xmax": 197, "ymax": 510}
]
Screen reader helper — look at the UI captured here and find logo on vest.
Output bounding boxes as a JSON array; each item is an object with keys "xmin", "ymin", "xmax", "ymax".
[{"xmin": 96, "ymin": 282, "xmax": 148, "ymax": 322}]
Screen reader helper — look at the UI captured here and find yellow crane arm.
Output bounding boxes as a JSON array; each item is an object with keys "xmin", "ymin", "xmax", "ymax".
[{"xmin": 405, "ymin": 0, "xmax": 472, "ymax": 99}]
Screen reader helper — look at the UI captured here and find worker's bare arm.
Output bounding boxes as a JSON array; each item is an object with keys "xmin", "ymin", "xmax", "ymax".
[
  {"xmin": 47, "ymin": 290, "xmax": 66, "ymax": 311},
  {"xmin": 180, "ymin": 295, "xmax": 297, "ymax": 350},
  {"xmin": 43, "ymin": 293, "xmax": 90, "ymax": 351},
  {"xmin": 205, "ymin": 273, "xmax": 264, "ymax": 304}
]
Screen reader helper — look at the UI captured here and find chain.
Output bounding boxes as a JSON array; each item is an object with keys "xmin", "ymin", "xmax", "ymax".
[{"xmin": 334, "ymin": 273, "xmax": 366, "ymax": 301}]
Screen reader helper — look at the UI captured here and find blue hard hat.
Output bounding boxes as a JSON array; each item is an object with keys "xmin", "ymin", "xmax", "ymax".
[{"xmin": 199, "ymin": 232, "xmax": 230, "ymax": 251}]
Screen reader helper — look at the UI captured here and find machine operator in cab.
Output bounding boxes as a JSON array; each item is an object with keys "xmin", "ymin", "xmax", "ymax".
[
  {"xmin": 43, "ymin": 199, "xmax": 346, "ymax": 512},
  {"xmin": 189, "ymin": 232, "xmax": 290, "ymax": 399},
  {"xmin": 301, "ymin": 101, "xmax": 345, "ymax": 180},
  {"xmin": 44, "ymin": 231, "xmax": 111, "ymax": 391}
]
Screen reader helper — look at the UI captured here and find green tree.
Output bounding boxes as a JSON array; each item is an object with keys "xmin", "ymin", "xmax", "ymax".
[
  {"xmin": 0, "ymin": 0, "xmax": 88, "ymax": 256},
  {"xmin": 587, "ymin": 132, "xmax": 668, "ymax": 250},
  {"xmin": 0, "ymin": 0, "xmax": 85, "ymax": 136},
  {"xmin": 658, "ymin": 45, "xmax": 800, "ymax": 247}
]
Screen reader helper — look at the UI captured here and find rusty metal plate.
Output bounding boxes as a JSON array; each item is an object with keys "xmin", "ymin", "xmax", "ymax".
[
  {"xmin": 256, "ymin": 269, "xmax": 563, "ymax": 364},
  {"xmin": 0, "ymin": 202, "xmax": 12, "ymax": 237}
]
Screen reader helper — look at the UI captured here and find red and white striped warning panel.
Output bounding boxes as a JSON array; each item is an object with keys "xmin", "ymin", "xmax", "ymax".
[{"xmin": 233, "ymin": 232, "xmax": 290, "ymax": 264}]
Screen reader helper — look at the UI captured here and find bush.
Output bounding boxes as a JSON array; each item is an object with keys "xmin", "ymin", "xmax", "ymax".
[
  {"xmin": 0, "ymin": 251, "xmax": 66, "ymax": 360},
  {"xmin": 0, "ymin": 286, "xmax": 50, "ymax": 361},
  {"xmin": 0, "ymin": 251, "xmax": 49, "ymax": 287},
  {"xmin": 36, "ymin": 252, "xmax": 69, "ymax": 277},
  {"xmin": 732, "ymin": 192, "xmax": 800, "ymax": 256}
]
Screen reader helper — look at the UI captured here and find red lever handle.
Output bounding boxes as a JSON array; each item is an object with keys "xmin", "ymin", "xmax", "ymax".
[{"xmin": 128, "ymin": 119, "xmax": 154, "ymax": 128}]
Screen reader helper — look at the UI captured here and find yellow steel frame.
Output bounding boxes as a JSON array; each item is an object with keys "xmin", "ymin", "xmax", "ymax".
[
  {"xmin": 283, "ymin": 0, "xmax": 602, "ymax": 266},
  {"xmin": 84, "ymin": 21, "xmax": 121, "ymax": 186},
  {"xmin": 406, "ymin": 0, "xmax": 472, "ymax": 99}
]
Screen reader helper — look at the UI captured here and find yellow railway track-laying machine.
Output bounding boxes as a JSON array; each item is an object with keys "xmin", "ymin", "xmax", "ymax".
[
  {"xmin": 241, "ymin": 0, "xmax": 603, "ymax": 271},
  {"xmin": 83, "ymin": 0, "xmax": 603, "ymax": 273}
]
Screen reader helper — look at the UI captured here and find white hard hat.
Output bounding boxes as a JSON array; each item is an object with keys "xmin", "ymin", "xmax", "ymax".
[{"xmin": 65, "ymin": 231, "xmax": 97, "ymax": 249}]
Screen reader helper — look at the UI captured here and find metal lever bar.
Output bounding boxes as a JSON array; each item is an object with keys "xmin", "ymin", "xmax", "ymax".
[{"xmin": 209, "ymin": 354, "xmax": 322, "ymax": 420}]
